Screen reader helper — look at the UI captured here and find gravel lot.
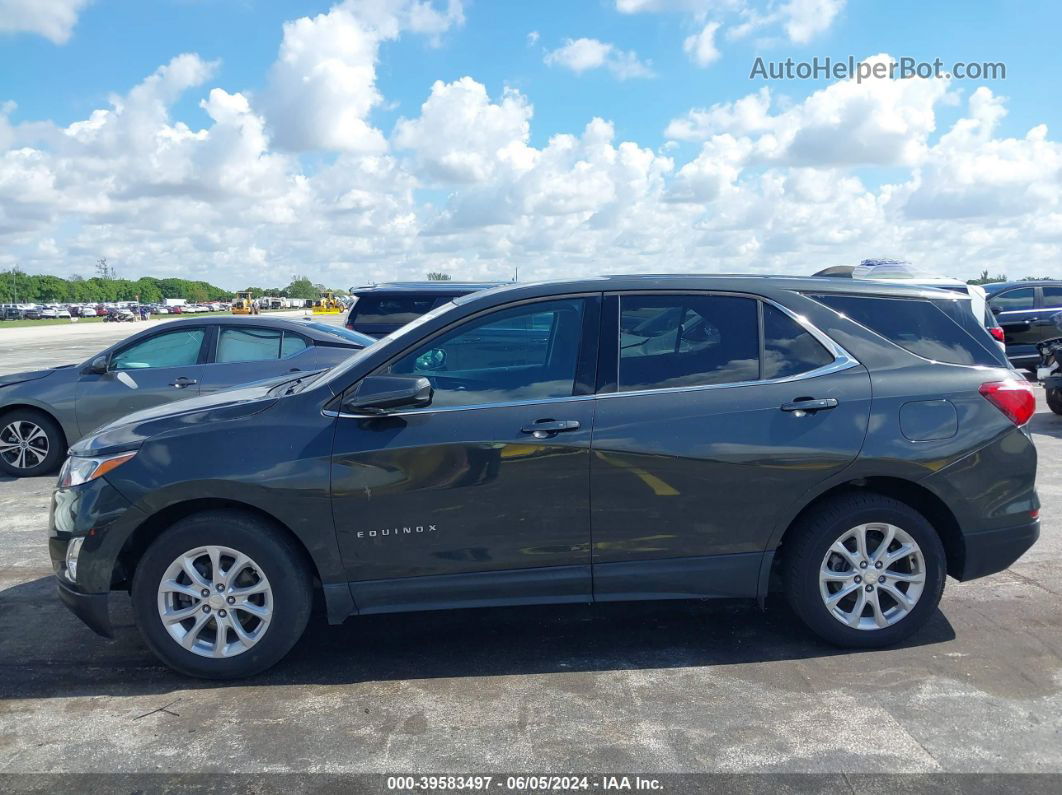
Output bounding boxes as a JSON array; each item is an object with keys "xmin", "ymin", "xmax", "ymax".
[{"xmin": 0, "ymin": 319, "xmax": 1060, "ymax": 775}]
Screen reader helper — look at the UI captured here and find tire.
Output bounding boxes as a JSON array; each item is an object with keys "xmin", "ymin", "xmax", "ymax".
[
  {"xmin": 1046, "ymin": 388, "xmax": 1062, "ymax": 415},
  {"xmin": 131, "ymin": 510, "xmax": 313, "ymax": 679},
  {"xmin": 782, "ymin": 492, "xmax": 946, "ymax": 649},
  {"xmin": 0, "ymin": 408, "xmax": 66, "ymax": 477}
]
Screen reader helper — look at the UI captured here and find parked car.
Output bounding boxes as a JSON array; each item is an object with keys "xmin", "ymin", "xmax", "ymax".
[
  {"xmin": 1, "ymin": 307, "xmax": 23, "ymax": 321},
  {"xmin": 1034, "ymin": 315, "xmax": 1062, "ymax": 414},
  {"xmin": 22, "ymin": 307, "xmax": 42, "ymax": 320},
  {"xmin": 0, "ymin": 317, "xmax": 374, "ymax": 477},
  {"xmin": 104, "ymin": 308, "xmax": 137, "ymax": 323},
  {"xmin": 984, "ymin": 280, "xmax": 1062, "ymax": 370},
  {"xmin": 49, "ymin": 275, "xmax": 1037, "ymax": 679},
  {"xmin": 345, "ymin": 281, "xmax": 503, "ymax": 338}
]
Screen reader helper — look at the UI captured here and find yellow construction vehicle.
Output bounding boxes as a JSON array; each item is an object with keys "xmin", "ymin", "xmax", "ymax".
[
  {"xmin": 312, "ymin": 291, "xmax": 343, "ymax": 315},
  {"xmin": 231, "ymin": 291, "xmax": 259, "ymax": 315}
]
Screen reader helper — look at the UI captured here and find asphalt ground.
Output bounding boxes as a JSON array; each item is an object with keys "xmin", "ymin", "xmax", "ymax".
[{"xmin": 0, "ymin": 318, "xmax": 1060, "ymax": 777}]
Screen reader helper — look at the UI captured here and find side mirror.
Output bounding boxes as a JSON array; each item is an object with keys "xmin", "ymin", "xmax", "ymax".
[
  {"xmin": 990, "ymin": 304, "xmax": 1002, "ymax": 315},
  {"xmin": 344, "ymin": 375, "xmax": 433, "ymax": 414},
  {"xmin": 85, "ymin": 355, "xmax": 108, "ymax": 375}
]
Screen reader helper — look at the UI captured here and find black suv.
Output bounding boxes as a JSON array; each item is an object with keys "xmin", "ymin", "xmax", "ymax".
[
  {"xmin": 51, "ymin": 276, "xmax": 1039, "ymax": 678},
  {"xmin": 345, "ymin": 281, "xmax": 502, "ymax": 338},
  {"xmin": 985, "ymin": 280, "xmax": 1062, "ymax": 369}
]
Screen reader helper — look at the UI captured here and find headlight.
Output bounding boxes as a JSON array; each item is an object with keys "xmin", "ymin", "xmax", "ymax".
[
  {"xmin": 65, "ymin": 536, "xmax": 84, "ymax": 582},
  {"xmin": 58, "ymin": 451, "xmax": 137, "ymax": 489}
]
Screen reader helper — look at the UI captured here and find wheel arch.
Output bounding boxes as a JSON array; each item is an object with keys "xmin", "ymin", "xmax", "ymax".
[
  {"xmin": 115, "ymin": 498, "xmax": 322, "ymax": 590},
  {"xmin": 763, "ymin": 476, "xmax": 964, "ymax": 597}
]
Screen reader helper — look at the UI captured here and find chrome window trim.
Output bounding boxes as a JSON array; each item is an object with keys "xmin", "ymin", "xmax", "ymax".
[
  {"xmin": 326, "ymin": 393, "xmax": 596, "ymax": 419},
  {"xmin": 595, "ymin": 356, "xmax": 859, "ymax": 402},
  {"xmin": 327, "ymin": 291, "xmax": 860, "ymax": 416},
  {"xmin": 609, "ymin": 291, "xmax": 859, "ymax": 398}
]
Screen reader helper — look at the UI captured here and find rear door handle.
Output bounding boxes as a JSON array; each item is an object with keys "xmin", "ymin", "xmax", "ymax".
[
  {"xmin": 781, "ymin": 398, "xmax": 838, "ymax": 413},
  {"xmin": 169, "ymin": 377, "xmax": 197, "ymax": 389},
  {"xmin": 521, "ymin": 419, "xmax": 581, "ymax": 438}
]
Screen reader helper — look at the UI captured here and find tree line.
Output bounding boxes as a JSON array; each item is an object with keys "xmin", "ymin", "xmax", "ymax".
[
  {"xmin": 967, "ymin": 270, "xmax": 1055, "ymax": 285},
  {"xmin": 0, "ymin": 271, "xmax": 343, "ymax": 305}
]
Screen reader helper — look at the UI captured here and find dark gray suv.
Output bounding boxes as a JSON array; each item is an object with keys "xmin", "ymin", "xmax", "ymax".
[{"xmin": 51, "ymin": 276, "xmax": 1039, "ymax": 678}]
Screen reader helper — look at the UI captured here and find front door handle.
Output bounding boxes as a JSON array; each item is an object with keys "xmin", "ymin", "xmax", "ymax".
[
  {"xmin": 781, "ymin": 398, "xmax": 838, "ymax": 414},
  {"xmin": 169, "ymin": 376, "xmax": 198, "ymax": 389},
  {"xmin": 521, "ymin": 419, "xmax": 581, "ymax": 438}
]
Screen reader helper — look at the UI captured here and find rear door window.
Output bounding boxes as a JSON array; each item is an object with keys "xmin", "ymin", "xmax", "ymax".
[
  {"xmin": 811, "ymin": 294, "xmax": 1006, "ymax": 367},
  {"xmin": 217, "ymin": 327, "xmax": 309, "ymax": 363},
  {"xmin": 1041, "ymin": 286, "xmax": 1062, "ymax": 309},
  {"xmin": 988, "ymin": 288, "xmax": 1035, "ymax": 312},
  {"xmin": 618, "ymin": 295, "xmax": 759, "ymax": 391},
  {"xmin": 762, "ymin": 304, "xmax": 834, "ymax": 379}
]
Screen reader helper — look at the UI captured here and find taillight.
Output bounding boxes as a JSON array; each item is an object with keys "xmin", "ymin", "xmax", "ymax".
[
  {"xmin": 989, "ymin": 327, "xmax": 1005, "ymax": 342},
  {"xmin": 979, "ymin": 379, "xmax": 1036, "ymax": 426}
]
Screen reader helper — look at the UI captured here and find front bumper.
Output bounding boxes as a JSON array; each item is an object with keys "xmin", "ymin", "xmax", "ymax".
[
  {"xmin": 956, "ymin": 518, "xmax": 1040, "ymax": 581},
  {"xmin": 49, "ymin": 475, "xmax": 143, "ymax": 636},
  {"xmin": 56, "ymin": 579, "xmax": 113, "ymax": 638}
]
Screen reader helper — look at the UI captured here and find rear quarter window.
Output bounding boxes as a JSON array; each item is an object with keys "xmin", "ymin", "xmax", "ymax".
[
  {"xmin": 349, "ymin": 295, "xmax": 440, "ymax": 325},
  {"xmin": 809, "ymin": 294, "xmax": 1006, "ymax": 367}
]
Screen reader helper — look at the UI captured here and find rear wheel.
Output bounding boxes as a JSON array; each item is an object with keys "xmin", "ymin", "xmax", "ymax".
[
  {"xmin": 783, "ymin": 493, "xmax": 946, "ymax": 648},
  {"xmin": 131, "ymin": 510, "xmax": 312, "ymax": 679},
  {"xmin": 1046, "ymin": 388, "xmax": 1062, "ymax": 415},
  {"xmin": 0, "ymin": 409, "xmax": 65, "ymax": 477}
]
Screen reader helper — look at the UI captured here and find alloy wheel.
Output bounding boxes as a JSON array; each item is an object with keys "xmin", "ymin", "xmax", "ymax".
[
  {"xmin": 0, "ymin": 420, "xmax": 49, "ymax": 470},
  {"xmin": 819, "ymin": 523, "xmax": 926, "ymax": 630},
  {"xmin": 156, "ymin": 545, "xmax": 273, "ymax": 658}
]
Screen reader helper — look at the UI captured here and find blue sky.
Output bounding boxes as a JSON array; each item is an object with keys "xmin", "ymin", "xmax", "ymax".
[
  {"xmin": 3, "ymin": 1, "xmax": 1056, "ymax": 147},
  {"xmin": 0, "ymin": 0, "xmax": 1060, "ymax": 288}
]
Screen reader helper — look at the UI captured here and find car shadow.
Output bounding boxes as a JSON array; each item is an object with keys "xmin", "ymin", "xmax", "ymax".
[
  {"xmin": 1029, "ymin": 410, "xmax": 1062, "ymax": 440},
  {"xmin": 0, "ymin": 575, "xmax": 956, "ymax": 700}
]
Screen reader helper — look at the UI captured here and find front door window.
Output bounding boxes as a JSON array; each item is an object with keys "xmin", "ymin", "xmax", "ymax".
[{"xmin": 386, "ymin": 299, "xmax": 587, "ymax": 407}]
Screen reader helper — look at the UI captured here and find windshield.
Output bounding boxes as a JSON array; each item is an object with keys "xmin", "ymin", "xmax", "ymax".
[{"xmin": 317, "ymin": 299, "xmax": 459, "ymax": 390}]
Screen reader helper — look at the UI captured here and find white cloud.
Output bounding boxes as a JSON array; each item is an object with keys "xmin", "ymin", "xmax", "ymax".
[
  {"xmin": 544, "ymin": 38, "xmax": 654, "ymax": 79},
  {"xmin": 615, "ymin": 0, "xmax": 732, "ymax": 12},
  {"xmin": 780, "ymin": 0, "xmax": 846, "ymax": 44},
  {"xmin": 394, "ymin": 77, "xmax": 533, "ymax": 184},
  {"xmin": 0, "ymin": 0, "xmax": 91, "ymax": 44},
  {"xmin": 1, "ymin": 36, "xmax": 1060, "ymax": 290},
  {"xmin": 619, "ymin": 0, "xmax": 845, "ymax": 59},
  {"xmin": 261, "ymin": 0, "xmax": 464, "ymax": 153},
  {"xmin": 728, "ymin": 0, "xmax": 846, "ymax": 44},
  {"xmin": 683, "ymin": 21, "xmax": 721, "ymax": 67},
  {"xmin": 665, "ymin": 55, "xmax": 948, "ymax": 169},
  {"xmin": 526, "ymin": 30, "xmax": 539, "ymax": 46}
]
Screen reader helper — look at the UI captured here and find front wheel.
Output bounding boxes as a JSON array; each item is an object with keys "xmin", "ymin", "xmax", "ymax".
[
  {"xmin": 0, "ymin": 409, "xmax": 65, "ymax": 477},
  {"xmin": 1046, "ymin": 387, "xmax": 1062, "ymax": 415},
  {"xmin": 131, "ymin": 510, "xmax": 312, "ymax": 679},
  {"xmin": 783, "ymin": 493, "xmax": 946, "ymax": 648}
]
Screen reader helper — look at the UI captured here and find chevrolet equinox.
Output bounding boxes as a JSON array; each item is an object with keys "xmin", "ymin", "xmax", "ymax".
[{"xmin": 50, "ymin": 276, "xmax": 1040, "ymax": 678}]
